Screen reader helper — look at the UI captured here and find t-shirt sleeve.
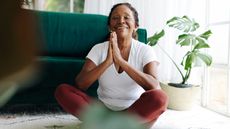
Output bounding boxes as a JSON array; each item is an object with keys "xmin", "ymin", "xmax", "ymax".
[
  {"xmin": 142, "ymin": 45, "xmax": 159, "ymax": 67},
  {"xmin": 86, "ymin": 44, "xmax": 101, "ymax": 66}
]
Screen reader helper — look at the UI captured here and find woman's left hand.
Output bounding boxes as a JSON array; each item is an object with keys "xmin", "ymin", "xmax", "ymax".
[{"xmin": 110, "ymin": 32, "xmax": 124, "ymax": 65}]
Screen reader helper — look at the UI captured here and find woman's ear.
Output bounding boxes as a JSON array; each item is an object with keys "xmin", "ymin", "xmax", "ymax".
[
  {"xmin": 134, "ymin": 24, "xmax": 138, "ymax": 31},
  {"xmin": 108, "ymin": 27, "xmax": 112, "ymax": 32},
  {"xmin": 108, "ymin": 25, "xmax": 114, "ymax": 32}
]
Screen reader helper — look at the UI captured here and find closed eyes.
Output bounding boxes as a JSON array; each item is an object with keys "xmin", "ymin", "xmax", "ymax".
[{"xmin": 111, "ymin": 15, "xmax": 132, "ymax": 20}]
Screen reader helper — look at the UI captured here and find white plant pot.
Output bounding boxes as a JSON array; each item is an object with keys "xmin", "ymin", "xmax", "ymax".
[{"xmin": 160, "ymin": 82, "xmax": 200, "ymax": 110}]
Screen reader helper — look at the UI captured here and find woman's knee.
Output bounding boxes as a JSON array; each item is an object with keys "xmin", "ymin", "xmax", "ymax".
[
  {"xmin": 55, "ymin": 83, "xmax": 91, "ymax": 103},
  {"xmin": 142, "ymin": 89, "xmax": 168, "ymax": 110},
  {"xmin": 127, "ymin": 89, "xmax": 168, "ymax": 123},
  {"xmin": 54, "ymin": 83, "xmax": 72, "ymax": 99}
]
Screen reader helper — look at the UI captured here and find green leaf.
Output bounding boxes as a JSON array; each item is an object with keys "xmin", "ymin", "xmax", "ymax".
[
  {"xmin": 184, "ymin": 52, "xmax": 196, "ymax": 70},
  {"xmin": 166, "ymin": 17, "xmax": 180, "ymax": 24},
  {"xmin": 196, "ymin": 52, "xmax": 212, "ymax": 66},
  {"xmin": 166, "ymin": 16, "xmax": 200, "ymax": 32},
  {"xmin": 176, "ymin": 34, "xmax": 195, "ymax": 46},
  {"xmin": 194, "ymin": 39, "xmax": 210, "ymax": 49},
  {"xmin": 181, "ymin": 51, "xmax": 190, "ymax": 66},
  {"xmin": 147, "ymin": 30, "xmax": 165, "ymax": 46},
  {"xmin": 199, "ymin": 30, "xmax": 212, "ymax": 40}
]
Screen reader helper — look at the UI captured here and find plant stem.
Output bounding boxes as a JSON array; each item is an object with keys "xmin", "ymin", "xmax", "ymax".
[
  {"xmin": 183, "ymin": 68, "xmax": 191, "ymax": 84},
  {"xmin": 157, "ymin": 44, "xmax": 185, "ymax": 82}
]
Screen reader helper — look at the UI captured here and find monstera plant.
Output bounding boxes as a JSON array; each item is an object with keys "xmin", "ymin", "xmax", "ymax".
[
  {"xmin": 147, "ymin": 16, "xmax": 212, "ymax": 110},
  {"xmin": 148, "ymin": 16, "xmax": 212, "ymax": 87}
]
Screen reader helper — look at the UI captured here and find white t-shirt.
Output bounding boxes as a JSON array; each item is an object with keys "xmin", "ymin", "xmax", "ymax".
[{"xmin": 86, "ymin": 39, "xmax": 158, "ymax": 111}]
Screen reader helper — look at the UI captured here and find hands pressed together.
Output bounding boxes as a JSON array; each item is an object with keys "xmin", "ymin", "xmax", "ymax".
[{"xmin": 106, "ymin": 31, "xmax": 125, "ymax": 69}]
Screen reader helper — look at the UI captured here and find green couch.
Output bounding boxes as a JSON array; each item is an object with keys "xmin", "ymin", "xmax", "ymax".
[{"xmin": 1, "ymin": 10, "xmax": 147, "ymax": 111}]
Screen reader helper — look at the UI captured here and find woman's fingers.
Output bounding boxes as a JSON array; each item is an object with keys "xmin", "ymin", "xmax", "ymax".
[
  {"xmin": 110, "ymin": 32, "xmax": 123, "ymax": 64},
  {"xmin": 105, "ymin": 32, "xmax": 114, "ymax": 64}
]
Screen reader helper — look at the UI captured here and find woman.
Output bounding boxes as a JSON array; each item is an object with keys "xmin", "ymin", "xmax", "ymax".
[{"xmin": 55, "ymin": 2, "xmax": 168, "ymax": 126}]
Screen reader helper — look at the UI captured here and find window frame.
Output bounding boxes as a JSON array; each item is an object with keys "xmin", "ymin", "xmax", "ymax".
[
  {"xmin": 203, "ymin": 0, "xmax": 230, "ymax": 117},
  {"xmin": 33, "ymin": 0, "xmax": 84, "ymax": 13}
]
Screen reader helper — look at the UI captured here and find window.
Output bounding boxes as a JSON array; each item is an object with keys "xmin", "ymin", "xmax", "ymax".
[
  {"xmin": 203, "ymin": 0, "xmax": 230, "ymax": 116},
  {"xmin": 23, "ymin": 0, "xmax": 85, "ymax": 13}
]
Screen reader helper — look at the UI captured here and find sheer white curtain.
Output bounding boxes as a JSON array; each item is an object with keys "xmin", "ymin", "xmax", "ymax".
[{"xmin": 84, "ymin": 0, "xmax": 206, "ymax": 84}]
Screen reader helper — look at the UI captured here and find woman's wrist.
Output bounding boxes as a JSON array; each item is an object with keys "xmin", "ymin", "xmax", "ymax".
[
  {"xmin": 119, "ymin": 58, "xmax": 128, "ymax": 69},
  {"xmin": 104, "ymin": 58, "xmax": 113, "ymax": 67}
]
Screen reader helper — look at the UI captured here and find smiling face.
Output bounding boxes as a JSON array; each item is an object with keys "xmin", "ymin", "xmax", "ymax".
[{"xmin": 109, "ymin": 5, "xmax": 138, "ymax": 39}]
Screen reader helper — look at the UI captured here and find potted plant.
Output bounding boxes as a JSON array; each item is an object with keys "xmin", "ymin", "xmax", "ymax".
[{"xmin": 147, "ymin": 16, "xmax": 212, "ymax": 110}]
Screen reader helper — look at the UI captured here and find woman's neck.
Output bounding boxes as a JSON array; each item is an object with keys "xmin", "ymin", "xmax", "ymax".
[{"xmin": 117, "ymin": 37, "xmax": 132, "ymax": 50}]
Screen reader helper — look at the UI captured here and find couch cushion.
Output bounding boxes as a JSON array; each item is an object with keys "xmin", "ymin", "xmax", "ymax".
[
  {"xmin": 37, "ymin": 56, "xmax": 85, "ymax": 87},
  {"xmin": 37, "ymin": 56, "xmax": 98, "ymax": 97},
  {"xmin": 36, "ymin": 12, "xmax": 108, "ymax": 57}
]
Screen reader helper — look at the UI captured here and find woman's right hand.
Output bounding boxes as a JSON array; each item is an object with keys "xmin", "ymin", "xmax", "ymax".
[{"xmin": 106, "ymin": 32, "xmax": 114, "ymax": 65}]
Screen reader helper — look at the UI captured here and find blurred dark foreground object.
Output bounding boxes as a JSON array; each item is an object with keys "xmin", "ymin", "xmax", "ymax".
[
  {"xmin": 0, "ymin": 0, "xmax": 39, "ymax": 107},
  {"xmin": 80, "ymin": 103, "xmax": 147, "ymax": 129}
]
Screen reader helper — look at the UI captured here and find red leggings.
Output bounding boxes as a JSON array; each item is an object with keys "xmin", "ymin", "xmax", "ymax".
[{"xmin": 55, "ymin": 83, "xmax": 168, "ymax": 123}]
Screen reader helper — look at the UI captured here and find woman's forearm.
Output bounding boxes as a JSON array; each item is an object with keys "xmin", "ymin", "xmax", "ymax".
[
  {"xmin": 120, "ymin": 61, "xmax": 160, "ymax": 90},
  {"xmin": 75, "ymin": 60, "xmax": 112, "ymax": 90}
]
